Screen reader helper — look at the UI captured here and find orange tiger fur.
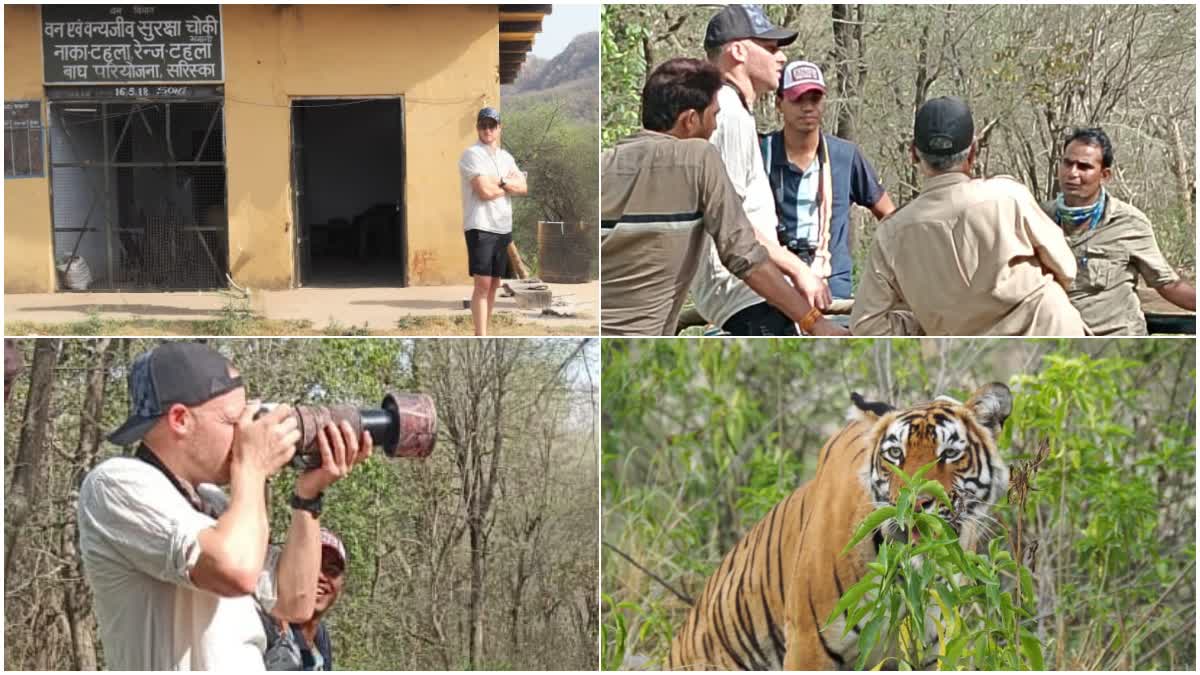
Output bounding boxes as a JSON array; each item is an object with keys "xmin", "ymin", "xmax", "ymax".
[{"xmin": 668, "ymin": 384, "xmax": 1012, "ymax": 671}]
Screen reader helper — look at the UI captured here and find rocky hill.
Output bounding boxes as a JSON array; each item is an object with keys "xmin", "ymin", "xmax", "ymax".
[{"xmin": 502, "ymin": 31, "xmax": 598, "ymax": 121}]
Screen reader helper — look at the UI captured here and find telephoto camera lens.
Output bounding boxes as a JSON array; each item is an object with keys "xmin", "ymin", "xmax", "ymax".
[{"xmin": 256, "ymin": 393, "xmax": 437, "ymax": 470}]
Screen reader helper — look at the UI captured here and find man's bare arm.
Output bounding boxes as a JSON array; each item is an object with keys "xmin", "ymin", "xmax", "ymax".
[
  {"xmin": 502, "ymin": 169, "xmax": 528, "ymax": 196},
  {"xmin": 470, "ymin": 175, "xmax": 506, "ymax": 201},
  {"xmin": 741, "ymin": 262, "xmax": 847, "ymax": 336},
  {"xmin": 1156, "ymin": 280, "xmax": 1196, "ymax": 312},
  {"xmin": 870, "ymin": 193, "xmax": 896, "ymax": 220}
]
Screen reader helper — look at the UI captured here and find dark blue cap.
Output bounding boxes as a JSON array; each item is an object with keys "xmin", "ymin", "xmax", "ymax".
[
  {"xmin": 705, "ymin": 4, "xmax": 798, "ymax": 50},
  {"xmin": 477, "ymin": 106, "xmax": 501, "ymax": 125},
  {"xmin": 914, "ymin": 96, "xmax": 975, "ymax": 156},
  {"xmin": 107, "ymin": 342, "xmax": 244, "ymax": 446}
]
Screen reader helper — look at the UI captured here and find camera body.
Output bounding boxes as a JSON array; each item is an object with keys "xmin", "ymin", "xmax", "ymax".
[
  {"xmin": 256, "ymin": 392, "xmax": 436, "ymax": 470},
  {"xmin": 782, "ymin": 236, "xmax": 816, "ymax": 265}
]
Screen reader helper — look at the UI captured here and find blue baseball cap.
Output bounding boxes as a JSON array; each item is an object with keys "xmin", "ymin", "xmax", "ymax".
[
  {"xmin": 108, "ymin": 342, "xmax": 244, "ymax": 446},
  {"xmin": 705, "ymin": 4, "xmax": 798, "ymax": 50},
  {"xmin": 477, "ymin": 106, "xmax": 501, "ymax": 125}
]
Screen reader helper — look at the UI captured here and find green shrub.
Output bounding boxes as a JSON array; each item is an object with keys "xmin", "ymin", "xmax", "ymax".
[{"xmin": 829, "ymin": 462, "xmax": 1043, "ymax": 670}]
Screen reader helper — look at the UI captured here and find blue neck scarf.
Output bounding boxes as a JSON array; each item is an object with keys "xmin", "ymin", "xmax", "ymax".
[{"xmin": 1055, "ymin": 189, "xmax": 1106, "ymax": 230}]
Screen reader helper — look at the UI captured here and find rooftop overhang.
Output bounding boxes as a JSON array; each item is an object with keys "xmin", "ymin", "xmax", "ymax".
[{"xmin": 499, "ymin": 4, "xmax": 551, "ymax": 84}]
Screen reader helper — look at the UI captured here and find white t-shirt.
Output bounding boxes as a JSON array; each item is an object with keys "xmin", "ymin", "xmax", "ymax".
[
  {"xmin": 458, "ymin": 142, "xmax": 520, "ymax": 234},
  {"xmin": 78, "ymin": 457, "xmax": 269, "ymax": 671},
  {"xmin": 690, "ymin": 85, "xmax": 784, "ymax": 329}
]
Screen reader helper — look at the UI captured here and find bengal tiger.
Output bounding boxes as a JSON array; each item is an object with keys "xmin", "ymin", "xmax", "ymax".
[{"xmin": 668, "ymin": 383, "xmax": 1012, "ymax": 671}]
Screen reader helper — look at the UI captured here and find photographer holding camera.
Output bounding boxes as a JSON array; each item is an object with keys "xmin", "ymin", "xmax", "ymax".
[{"xmin": 78, "ymin": 342, "xmax": 372, "ymax": 670}]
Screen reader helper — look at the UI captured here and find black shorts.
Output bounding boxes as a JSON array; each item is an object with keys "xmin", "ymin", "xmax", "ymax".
[{"xmin": 464, "ymin": 229, "xmax": 512, "ymax": 278}]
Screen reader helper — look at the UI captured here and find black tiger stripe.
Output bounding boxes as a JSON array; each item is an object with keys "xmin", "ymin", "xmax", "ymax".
[
  {"xmin": 716, "ymin": 566, "xmax": 757, "ymax": 670},
  {"xmin": 733, "ymin": 572, "xmax": 769, "ymax": 669},
  {"xmin": 851, "ymin": 444, "xmax": 868, "ymax": 463},
  {"xmin": 778, "ymin": 498, "xmax": 794, "ymax": 606},
  {"xmin": 809, "ymin": 590, "xmax": 846, "ymax": 668},
  {"xmin": 732, "ymin": 531, "xmax": 771, "ymax": 669},
  {"xmin": 702, "ymin": 632, "xmax": 715, "ymax": 668},
  {"xmin": 819, "ymin": 424, "xmax": 850, "ymax": 465},
  {"xmin": 760, "ymin": 583, "xmax": 786, "ymax": 663},
  {"xmin": 760, "ymin": 502, "xmax": 787, "ymax": 661},
  {"xmin": 833, "ymin": 563, "xmax": 862, "ymax": 637},
  {"xmin": 710, "ymin": 587, "xmax": 750, "ymax": 670}
]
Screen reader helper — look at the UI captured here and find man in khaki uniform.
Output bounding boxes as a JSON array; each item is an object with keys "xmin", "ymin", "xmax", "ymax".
[
  {"xmin": 1042, "ymin": 127, "xmax": 1195, "ymax": 335},
  {"xmin": 851, "ymin": 97, "xmax": 1087, "ymax": 336},
  {"xmin": 602, "ymin": 58, "xmax": 844, "ymax": 336}
]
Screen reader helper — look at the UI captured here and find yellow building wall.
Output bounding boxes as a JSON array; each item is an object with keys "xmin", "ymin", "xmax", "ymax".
[
  {"xmin": 3, "ymin": 4, "xmax": 499, "ymax": 293},
  {"xmin": 223, "ymin": 4, "xmax": 500, "ymax": 288},
  {"xmin": 4, "ymin": 5, "xmax": 55, "ymax": 293}
]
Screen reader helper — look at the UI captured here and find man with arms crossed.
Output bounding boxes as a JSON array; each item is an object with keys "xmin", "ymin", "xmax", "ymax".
[{"xmin": 459, "ymin": 106, "xmax": 528, "ymax": 336}]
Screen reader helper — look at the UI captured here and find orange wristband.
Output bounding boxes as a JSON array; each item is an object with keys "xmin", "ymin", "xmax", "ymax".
[{"xmin": 799, "ymin": 306, "xmax": 823, "ymax": 334}]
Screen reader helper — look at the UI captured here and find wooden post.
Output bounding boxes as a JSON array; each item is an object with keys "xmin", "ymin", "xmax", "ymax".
[{"xmin": 507, "ymin": 242, "xmax": 530, "ymax": 280}]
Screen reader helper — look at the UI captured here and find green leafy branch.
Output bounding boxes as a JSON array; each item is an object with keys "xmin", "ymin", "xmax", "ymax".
[{"xmin": 828, "ymin": 463, "xmax": 1044, "ymax": 671}]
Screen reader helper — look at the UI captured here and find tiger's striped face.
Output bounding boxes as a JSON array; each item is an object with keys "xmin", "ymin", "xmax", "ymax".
[{"xmin": 855, "ymin": 384, "xmax": 1011, "ymax": 550}]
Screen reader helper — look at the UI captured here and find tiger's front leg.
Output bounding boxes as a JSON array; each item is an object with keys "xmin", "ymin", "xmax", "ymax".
[{"xmin": 782, "ymin": 622, "xmax": 845, "ymax": 671}]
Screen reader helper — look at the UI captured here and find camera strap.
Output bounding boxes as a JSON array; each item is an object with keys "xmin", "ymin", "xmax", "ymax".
[{"xmin": 134, "ymin": 444, "xmax": 217, "ymax": 518}]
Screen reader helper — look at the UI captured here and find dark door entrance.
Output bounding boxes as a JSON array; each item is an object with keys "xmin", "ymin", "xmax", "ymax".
[
  {"xmin": 47, "ymin": 98, "xmax": 228, "ymax": 290},
  {"xmin": 291, "ymin": 98, "xmax": 406, "ymax": 287}
]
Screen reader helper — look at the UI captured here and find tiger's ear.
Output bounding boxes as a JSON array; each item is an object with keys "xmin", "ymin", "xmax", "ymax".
[
  {"xmin": 967, "ymin": 382, "xmax": 1012, "ymax": 436},
  {"xmin": 849, "ymin": 392, "xmax": 894, "ymax": 422}
]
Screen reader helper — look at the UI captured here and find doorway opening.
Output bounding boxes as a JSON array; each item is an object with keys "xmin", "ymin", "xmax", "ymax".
[{"xmin": 291, "ymin": 97, "xmax": 406, "ymax": 287}]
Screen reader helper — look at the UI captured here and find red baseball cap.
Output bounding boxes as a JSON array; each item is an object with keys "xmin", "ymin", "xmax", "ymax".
[
  {"xmin": 781, "ymin": 61, "xmax": 826, "ymax": 101},
  {"xmin": 320, "ymin": 528, "xmax": 347, "ymax": 568}
]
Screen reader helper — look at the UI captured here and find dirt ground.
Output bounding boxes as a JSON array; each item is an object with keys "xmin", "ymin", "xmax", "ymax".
[{"xmin": 5, "ymin": 281, "xmax": 599, "ymax": 336}]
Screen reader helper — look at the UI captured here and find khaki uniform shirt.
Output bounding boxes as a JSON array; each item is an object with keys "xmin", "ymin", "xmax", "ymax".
[
  {"xmin": 601, "ymin": 130, "xmax": 768, "ymax": 336},
  {"xmin": 851, "ymin": 173, "xmax": 1087, "ymax": 336},
  {"xmin": 1040, "ymin": 195, "xmax": 1180, "ymax": 335}
]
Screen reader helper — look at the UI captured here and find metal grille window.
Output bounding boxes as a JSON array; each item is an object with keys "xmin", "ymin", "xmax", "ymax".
[
  {"xmin": 48, "ymin": 98, "xmax": 227, "ymax": 290},
  {"xmin": 5, "ymin": 101, "xmax": 45, "ymax": 179}
]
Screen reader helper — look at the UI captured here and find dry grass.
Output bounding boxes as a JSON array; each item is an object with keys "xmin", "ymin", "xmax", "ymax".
[{"xmin": 6, "ymin": 311, "xmax": 593, "ymax": 337}]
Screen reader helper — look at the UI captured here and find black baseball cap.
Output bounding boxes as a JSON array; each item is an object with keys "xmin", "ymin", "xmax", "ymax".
[
  {"xmin": 913, "ymin": 96, "xmax": 974, "ymax": 156},
  {"xmin": 107, "ymin": 342, "xmax": 244, "ymax": 446},
  {"xmin": 704, "ymin": 4, "xmax": 797, "ymax": 50}
]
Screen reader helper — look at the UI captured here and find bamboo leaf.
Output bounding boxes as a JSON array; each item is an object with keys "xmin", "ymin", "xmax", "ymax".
[{"xmin": 842, "ymin": 506, "xmax": 898, "ymax": 556}]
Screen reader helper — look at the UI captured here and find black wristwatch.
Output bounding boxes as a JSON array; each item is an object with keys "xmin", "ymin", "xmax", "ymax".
[{"xmin": 290, "ymin": 491, "xmax": 324, "ymax": 517}]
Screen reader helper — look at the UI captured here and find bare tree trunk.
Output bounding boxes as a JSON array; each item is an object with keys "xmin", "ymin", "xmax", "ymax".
[
  {"xmin": 1165, "ymin": 116, "xmax": 1195, "ymax": 226},
  {"xmin": 509, "ymin": 553, "xmax": 527, "ymax": 652},
  {"xmin": 468, "ymin": 524, "xmax": 485, "ymax": 668},
  {"xmin": 831, "ymin": 4, "xmax": 866, "ymax": 142},
  {"xmin": 469, "ymin": 349, "xmax": 508, "ymax": 668},
  {"xmin": 61, "ymin": 338, "xmax": 112, "ymax": 670},
  {"xmin": 5, "ymin": 338, "xmax": 63, "ymax": 580}
]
